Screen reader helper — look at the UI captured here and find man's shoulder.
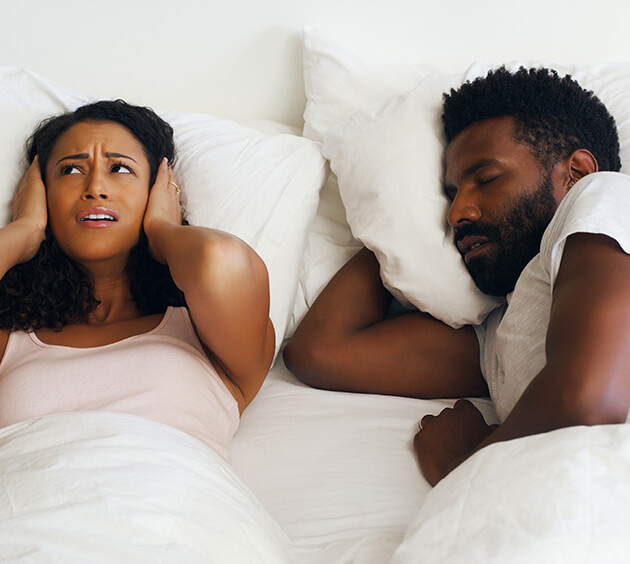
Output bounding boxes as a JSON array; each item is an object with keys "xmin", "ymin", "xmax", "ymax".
[
  {"xmin": 544, "ymin": 172, "xmax": 630, "ymax": 250},
  {"xmin": 554, "ymin": 171, "xmax": 630, "ymax": 220}
]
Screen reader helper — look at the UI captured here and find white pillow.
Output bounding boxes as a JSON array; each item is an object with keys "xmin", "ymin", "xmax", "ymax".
[
  {"xmin": 302, "ymin": 25, "xmax": 433, "ymax": 143},
  {"xmin": 0, "ymin": 66, "xmax": 326, "ymax": 356},
  {"xmin": 289, "ymin": 27, "xmax": 433, "ymax": 333},
  {"xmin": 322, "ymin": 68, "xmax": 503, "ymax": 327}
]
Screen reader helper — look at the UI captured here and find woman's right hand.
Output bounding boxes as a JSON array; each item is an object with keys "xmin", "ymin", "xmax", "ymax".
[{"xmin": 11, "ymin": 157, "xmax": 48, "ymax": 263}]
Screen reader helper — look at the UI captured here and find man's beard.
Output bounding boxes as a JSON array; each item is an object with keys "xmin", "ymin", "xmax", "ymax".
[{"xmin": 454, "ymin": 175, "xmax": 558, "ymax": 297}]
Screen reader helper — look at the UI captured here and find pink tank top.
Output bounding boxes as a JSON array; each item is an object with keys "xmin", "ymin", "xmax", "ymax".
[{"xmin": 0, "ymin": 307, "xmax": 239, "ymax": 460}]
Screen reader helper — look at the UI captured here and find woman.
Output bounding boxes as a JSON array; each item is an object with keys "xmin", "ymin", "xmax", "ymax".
[{"xmin": 0, "ymin": 100, "xmax": 275, "ymax": 461}]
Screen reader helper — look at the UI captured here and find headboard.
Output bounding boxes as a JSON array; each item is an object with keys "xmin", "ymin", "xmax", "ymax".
[{"xmin": 3, "ymin": 0, "xmax": 629, "ymax": 129}]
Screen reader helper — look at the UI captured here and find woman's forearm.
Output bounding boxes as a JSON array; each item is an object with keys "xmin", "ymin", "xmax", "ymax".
[
  {"xmin": 0, "ymin": 219, "xmax": 45, "ymax": 279},
  {"xmin": 146, "ymin": 221, "xmax": 251, "ymax": 295}
]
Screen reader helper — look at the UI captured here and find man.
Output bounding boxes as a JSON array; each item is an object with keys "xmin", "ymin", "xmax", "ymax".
[{"xmin": 284, "ymin": 67, "xmax": 630, "ymax": 485}]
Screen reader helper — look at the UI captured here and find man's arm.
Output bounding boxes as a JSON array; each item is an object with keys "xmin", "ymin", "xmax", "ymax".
[
  {"xmin": 283, "ymin": 247, "xmax": 487, "ymax": 398},
  {"xmin": 415, "ymin": 232, "xmax": 630, "ymax": 485}
]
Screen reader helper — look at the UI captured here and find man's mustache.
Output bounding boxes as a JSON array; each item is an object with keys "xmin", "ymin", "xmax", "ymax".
[{"xmin": 453, "ymin": 222, "xmax": 500, "ymax": 246}]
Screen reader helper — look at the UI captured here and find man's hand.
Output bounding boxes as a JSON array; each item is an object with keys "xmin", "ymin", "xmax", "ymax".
[{"xmin": 414, "ymin": 399, "xmax": 496, "ymax": 486}]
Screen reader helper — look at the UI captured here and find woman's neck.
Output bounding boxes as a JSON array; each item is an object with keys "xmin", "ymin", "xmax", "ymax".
[
  {"xmin": 88, "ymin": 272, "xmax": 142, "ymax": 325},
  {"xmin": 76, "ymin": 255, "xmax": 141, "ymax": 324}
]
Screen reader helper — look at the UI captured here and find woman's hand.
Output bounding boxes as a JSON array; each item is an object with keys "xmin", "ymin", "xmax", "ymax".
[
  {"xmin": 143, "ymin": 158, "xmax": 182, "ymax": 264},
  {"xmin": 11, "ymin": 157, "xmax": 48, "ymax": 263},
  {"xmin": 414, "ymin": 399, "xmax": 496, "ymax": 486}
]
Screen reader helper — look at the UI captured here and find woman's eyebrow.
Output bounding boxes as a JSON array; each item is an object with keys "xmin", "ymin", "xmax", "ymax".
[
  {"xmin": 54, "ymin": 152, "xmax": 138, "ymax": 166},
  {"xmin": 55, "ymin": 153, "xmax": 89, "ymax": 165},
  {"xmin": 105, "ymin": 152, "xmax": 137, "ymax": 162}
]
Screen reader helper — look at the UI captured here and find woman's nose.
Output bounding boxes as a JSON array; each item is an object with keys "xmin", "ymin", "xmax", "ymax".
[{"xmin": 82, "ymin": 172, "xmax": 109, "ymax": 200}]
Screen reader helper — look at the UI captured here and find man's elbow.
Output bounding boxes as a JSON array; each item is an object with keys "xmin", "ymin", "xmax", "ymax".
[
  {"xmin": 283, "ymin": 336, "xmax": 331, "ymax": 389},
  {"xmin": 560, "ymin": 380, "xmax": 629, "ymax": 427}
]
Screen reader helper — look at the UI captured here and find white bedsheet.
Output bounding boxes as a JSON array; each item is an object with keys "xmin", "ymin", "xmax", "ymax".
[
  {"xmin": 0, "ymin": 412, "xmax": 290, "ymax": 563},
  {"xmin": 232, "ymin": 360, "xmax": 497, "ymax": 563}
]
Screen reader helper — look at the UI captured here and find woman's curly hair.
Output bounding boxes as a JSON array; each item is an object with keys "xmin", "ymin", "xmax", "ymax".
[
  {"xmin": 0, "ymin": 100, "xmax": 186, "ymax": 331},
  {"xmin": 442, "ymin": 66, "xmax": 621, "ymax": 172}
]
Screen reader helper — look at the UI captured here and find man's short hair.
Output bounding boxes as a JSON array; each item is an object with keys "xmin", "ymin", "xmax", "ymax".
[{"xmin": 442, "ymin": 66, "xmax": 621, "ymax": 172}]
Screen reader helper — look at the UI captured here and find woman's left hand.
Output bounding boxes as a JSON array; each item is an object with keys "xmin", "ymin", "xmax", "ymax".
[{"xmin": 143, "ymin": 158, "xmax": 182, "ymax": 264}]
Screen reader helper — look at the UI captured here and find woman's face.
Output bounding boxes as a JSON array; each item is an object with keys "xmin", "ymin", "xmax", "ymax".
[{"xmin": 45, "ymin": 120, "xmax": 152, "ymax": 267}]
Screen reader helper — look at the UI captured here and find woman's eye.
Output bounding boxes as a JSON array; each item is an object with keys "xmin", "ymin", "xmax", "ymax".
[
  {"xmin": 61, "ymin": 164, "xmax": 81, "ymax": 175},
  {"xmin": 111, "ymin": 163, "xmax": 133, "ymax": 174}
]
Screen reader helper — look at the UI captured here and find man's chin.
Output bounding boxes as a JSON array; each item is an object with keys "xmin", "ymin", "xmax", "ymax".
[
  {"xmin": 478, "ymin": 284, "xmax": 510, "ymax": 298},
  {"xmin": 466, "ymin": 262, "xmax": 513, "ymax": 297}
]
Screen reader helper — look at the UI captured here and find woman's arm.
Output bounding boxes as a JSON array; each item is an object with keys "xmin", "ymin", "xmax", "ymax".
[
  {"xmin": 0, "ymin": 158, "xmax": 47, "ymax": 279},
  {"xmin": 0, "ymin": 158, "xmax": 48, "ymax": 360},
  {"xmin": 415, "ymin": 232, "xmax": 630, "ymax": 485},
  {"xmin": 143, "ymin": 161, "xmax": 274, "ymax": 412},
  {"xmin": 283, "ymin": 246, "xmax": 486, "ymax": 398}
]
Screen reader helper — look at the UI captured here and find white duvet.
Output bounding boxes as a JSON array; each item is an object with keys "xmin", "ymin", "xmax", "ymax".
[
  {"xmin": 0, "ymin": 411, "xmax": 290, "ymax": 563},
  {"xmin": 392, "ymin": 424, "xmax": 630, "ymax": 564}
]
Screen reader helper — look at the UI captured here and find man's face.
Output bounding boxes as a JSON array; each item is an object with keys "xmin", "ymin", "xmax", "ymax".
[{"xmin": 443, "ymin": 116, "xmax": 565, "ymax": 296}]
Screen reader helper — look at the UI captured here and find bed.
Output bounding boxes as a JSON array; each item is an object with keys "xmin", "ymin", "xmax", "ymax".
[{"xmin": 2, "ymin": 1, "xmax": 630, "ymax": 562}]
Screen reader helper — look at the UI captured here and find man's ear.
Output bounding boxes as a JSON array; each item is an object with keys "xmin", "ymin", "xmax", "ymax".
[{"xmin": 566, "ymin": 149, "xmax": 599, "ymax": 190}]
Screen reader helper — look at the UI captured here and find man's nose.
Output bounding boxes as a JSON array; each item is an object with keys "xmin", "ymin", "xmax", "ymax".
[{"xmin": 447, "ymin": 191, "xmax": 481, "ymax": 227}]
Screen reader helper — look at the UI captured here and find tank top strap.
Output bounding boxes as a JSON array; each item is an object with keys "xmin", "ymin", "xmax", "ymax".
[
  {"xmin": 0, "ymin": 329, "xmax": 39, "ymax": 371},
  {"xmin": 156, "ymin": 307, "xmax": 207, "ymax": 356}
]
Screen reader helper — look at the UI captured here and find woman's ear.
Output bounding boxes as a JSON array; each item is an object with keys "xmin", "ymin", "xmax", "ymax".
[{"xmin": 566, "ymin": 149, "xmax": 599, "ymax": 190}]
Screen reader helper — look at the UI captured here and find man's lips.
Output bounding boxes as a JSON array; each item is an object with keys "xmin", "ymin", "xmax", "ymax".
[
  {"xmin": 456, "ymin": 235, "xmax": 490, "ymax": 262},
  {"xmin": 76, "ymin": 206, "xmax": 119, "ymax": 224}
]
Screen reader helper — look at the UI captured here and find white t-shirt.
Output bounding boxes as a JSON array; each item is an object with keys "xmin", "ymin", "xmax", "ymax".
[{"xmin": 475, "ymin": 172, "xmax": 630, "ymax": 422}]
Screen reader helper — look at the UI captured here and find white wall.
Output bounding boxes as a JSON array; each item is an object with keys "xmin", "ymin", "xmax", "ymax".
[{"xmin": 1, "ymin": 0, "xmax": 629, "ymax": 127}]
